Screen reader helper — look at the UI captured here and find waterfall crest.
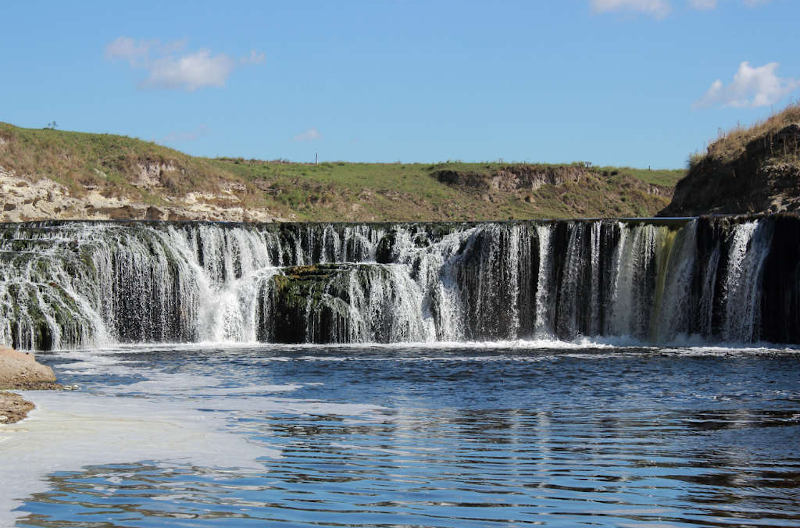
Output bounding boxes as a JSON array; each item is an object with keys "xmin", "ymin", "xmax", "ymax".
[{"xmin": 1, "ymin": 217, "xmax": 798, "ymax": 350}]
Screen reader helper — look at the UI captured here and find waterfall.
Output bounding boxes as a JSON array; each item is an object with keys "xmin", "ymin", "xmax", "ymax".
[
  {"xmin": 589, "ymin": 222, "xmax": 602, "ymax": 336},
  {"xmin": 533, "ymin": 224, "xmax": 553, "ymax": 337},
  {"xmin": 721, "ymin": 221, "xmax": 773, "ymax": 342},
  {"xmin": 556, "ymin": 223, "xmax": 588, "ymax": 339},
  {"xmin": 652, "ymin": 221, "xmax": 698, "ymax": 341},
  {"xmin": 607, "ymin": 223, "xmax": 660, "ymax": 338},
  {"xmin": 0, "ymin": 217, "xmax": 797, "ymax": 350}
]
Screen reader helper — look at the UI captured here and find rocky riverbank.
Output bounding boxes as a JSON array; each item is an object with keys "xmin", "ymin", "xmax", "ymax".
[
  {"xmin": 0, "ymin": 347, "xmax": 60, "ymax": 424},
  {"xmin": 0, "ymin": 392, "xmax": 35, "ymax": 424}
]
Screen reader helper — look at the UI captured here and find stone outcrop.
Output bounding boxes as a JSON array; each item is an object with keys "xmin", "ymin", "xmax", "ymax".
[
  {"xmin": 0, "ymin": 347, "xmax": 58, "ymax": 390},
  {"xmin": 434, "ymin": 164, "xmax": 673, "ymax": 209},
  {"xmin": 0, "ymin": 168, "xmax": 279, "ymax": 223},
  {"xmin": 134, "ymin": 160, "xmax": 178, "ymax": 188},
  {"xmin": 435, "ymin": 164, "xmax": 590, "ymax": 193},
  {"xmin": 0, "ymin": 347, "xmax": 60, "ymax": 424}
]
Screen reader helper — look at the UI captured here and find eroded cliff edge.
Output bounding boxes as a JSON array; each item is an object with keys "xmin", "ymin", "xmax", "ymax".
[{"xmin": 660, "ymin": 105, "xmax": 800, "ymax": 216}]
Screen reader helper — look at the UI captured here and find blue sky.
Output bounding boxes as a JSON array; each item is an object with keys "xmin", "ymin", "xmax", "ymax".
[{"xmin": 1, "ymin": 0, "xmax": 798, "ymax": 168}]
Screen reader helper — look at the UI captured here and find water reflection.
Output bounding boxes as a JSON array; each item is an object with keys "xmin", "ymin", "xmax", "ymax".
[{"xmin": 15, "ymin": 345, "xmax": 800, "ymax": 527}]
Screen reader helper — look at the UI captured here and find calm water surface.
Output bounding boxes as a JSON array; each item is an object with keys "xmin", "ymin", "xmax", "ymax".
[{"xmin": 13, "ymin": 344, "xmax": 800, "ymax": 527}]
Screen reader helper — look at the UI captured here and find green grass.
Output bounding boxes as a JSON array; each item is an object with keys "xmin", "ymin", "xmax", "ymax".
[
  {"xmin": 1, "ymin": 122, "xmax": 685, "ymax": 221},
  {"xmin": 210, "ymin": 159, "xmax": 682, "ymax": 221}
]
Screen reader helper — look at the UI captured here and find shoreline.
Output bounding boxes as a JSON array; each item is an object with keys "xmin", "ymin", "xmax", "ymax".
[
  {"xmin": 0, "ymin": 347, "xmax": 62, "ymax": 424},
  {"xmin": 0, "ymin": 391, "xmax": 35, "ymax": 424}
]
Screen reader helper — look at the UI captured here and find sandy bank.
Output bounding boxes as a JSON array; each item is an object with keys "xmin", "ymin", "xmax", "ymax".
[
  {"xmin": 0, "ymin": 347, "xmax": 61, "ymax": 423},
  {"xmin": 0, "ymin": 391, "xmax": 35, "ymax": 424}
]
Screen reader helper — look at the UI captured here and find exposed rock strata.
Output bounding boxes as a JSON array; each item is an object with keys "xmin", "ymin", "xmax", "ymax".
[
  {"xmin": 435, "ymin": 164, "xmax": 671, "ymax": 197},
  {"xmin": 0, "ymin": 168, "xmax": 279, "ymax": 223},
  {"xmin": 436, "ymin": 165, "xmax": 588, "ymax": 192}
]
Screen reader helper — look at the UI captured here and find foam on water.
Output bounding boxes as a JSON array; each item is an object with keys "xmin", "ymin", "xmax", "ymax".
[
  {"xmin": 0, "ymin": 391, "xmax": 271, "ymax": 526},
  {"xmin": 60, "ymin": 335, "xmax": 800, "ymax": 354},
  {"xmin": 0, "ymin": 346, "xmax": 391, "ymax": 526}
]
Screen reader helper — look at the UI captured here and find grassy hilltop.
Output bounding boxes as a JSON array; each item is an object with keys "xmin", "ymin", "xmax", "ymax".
[
  {"xmin": 660, "ymin": 103, "xmax": 800, "ymax": 216},
  {"xmin": 215, "ymin": 159, "xmax": 682, "ymax": 220},
  {"xmin": 0, "ymin": 122, "xmax": 684, "ymax": 222}
]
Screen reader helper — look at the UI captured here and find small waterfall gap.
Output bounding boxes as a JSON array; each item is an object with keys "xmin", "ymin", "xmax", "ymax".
[
  {"xmin": 533, "ymin": 224, "xmax": 554, "ymax": 337},
  {"xmin": 1, "ymin": 217, "xmax": 797, "ymax": 350}
]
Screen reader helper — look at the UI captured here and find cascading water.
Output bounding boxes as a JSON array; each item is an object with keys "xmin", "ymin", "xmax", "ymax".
[
  {"xmin": 1, "ymin": 216, "xmax": 798, "ymax": 350},
  {"xmin": 533, "ymin": 224, "xmax": 554, "ymax": 337},
  {"xmin": 651, "ymin": 221, "xmax": 697, "ymax": 341},
  {"xmin": 555, "ymin": 223, "xmax": 588, "ymax": 339},
  {"xmin": 721, "ymin": 220, "xmax": 774, "ymax": 342}
]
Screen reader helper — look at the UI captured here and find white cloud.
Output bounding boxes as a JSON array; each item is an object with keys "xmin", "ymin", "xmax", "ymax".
[
  {"xmin": 688, "ymin": 0, "xmax": 771, "ymax": 9},
  {"xmin": 591, "ymin": 0, "xmax": 671, "ymax": 18},
  {"xmin": 105, "ymin": 37, "xmax": 151, "ymax": 65},
  {"xmin": 695, "ymin": 61, "xmax": 800, "ymax": 108},
  {"xmin": 591, "ymin": 0, "xmax": 771, "ymax": 16},
  {"xmin": 144, "ymin": 51, "xmax": 236, "ymax": 91},
  {"xmin": 241, "ymin": 50, "xmax": 266, "ymax": 65},
  {"xmin": 689, "ymin": 0, "xmax": 716, "ymax": 9},
  {"xmin": 293, "ymin": 128, "xmax": 322, "ymax": 142},
  {"xmin": 105, "ymin": 37, "xmax": 263, "ymax": 91}
]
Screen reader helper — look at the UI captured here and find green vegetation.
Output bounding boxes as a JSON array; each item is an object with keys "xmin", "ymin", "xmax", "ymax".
[
  {"xmin": 0, "ymin": 122, "xmax": 252, "ymax": 207},
  {"xmin": 0, "ymin": 121, "xmax": 685, "ymax": 221},
  {"xmin": 211, "ymin": 159, "xmax": 683, "ymax": 220}
]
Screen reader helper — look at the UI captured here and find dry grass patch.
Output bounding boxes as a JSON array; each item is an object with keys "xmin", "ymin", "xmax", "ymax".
[{"xmin": 701, "ymin": 103, "xmax": 800, "ymax": 164}]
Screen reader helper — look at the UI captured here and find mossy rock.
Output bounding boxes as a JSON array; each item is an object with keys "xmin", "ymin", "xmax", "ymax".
[{"xmin": 266, "ymin": 263, "xmax": 393, "ymax": 343}]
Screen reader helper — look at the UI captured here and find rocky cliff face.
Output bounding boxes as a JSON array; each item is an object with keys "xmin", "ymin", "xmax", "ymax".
[
  {"xmin": 660, "ymin": 123, "xmax": 800, "ymax": 217},
  {"xmin": 435, "ymin": 164, "xmax": 670, "ymax": 196},
  {"xmin": 434, "ymin": 164, "xmax": 673, "ymax": 213},
  {"xmin": 435, "ymin": 164, "xmax": 588, "ymax": 192},
  {"xmin": 0, "ymin": 167, "xmax": 279, "ymax": 223}
]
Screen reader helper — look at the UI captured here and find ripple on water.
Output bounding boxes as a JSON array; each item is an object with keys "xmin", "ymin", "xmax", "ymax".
[{"xmin": 7, "ymin": 344, "xmax": 800, "ymax": 527}]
